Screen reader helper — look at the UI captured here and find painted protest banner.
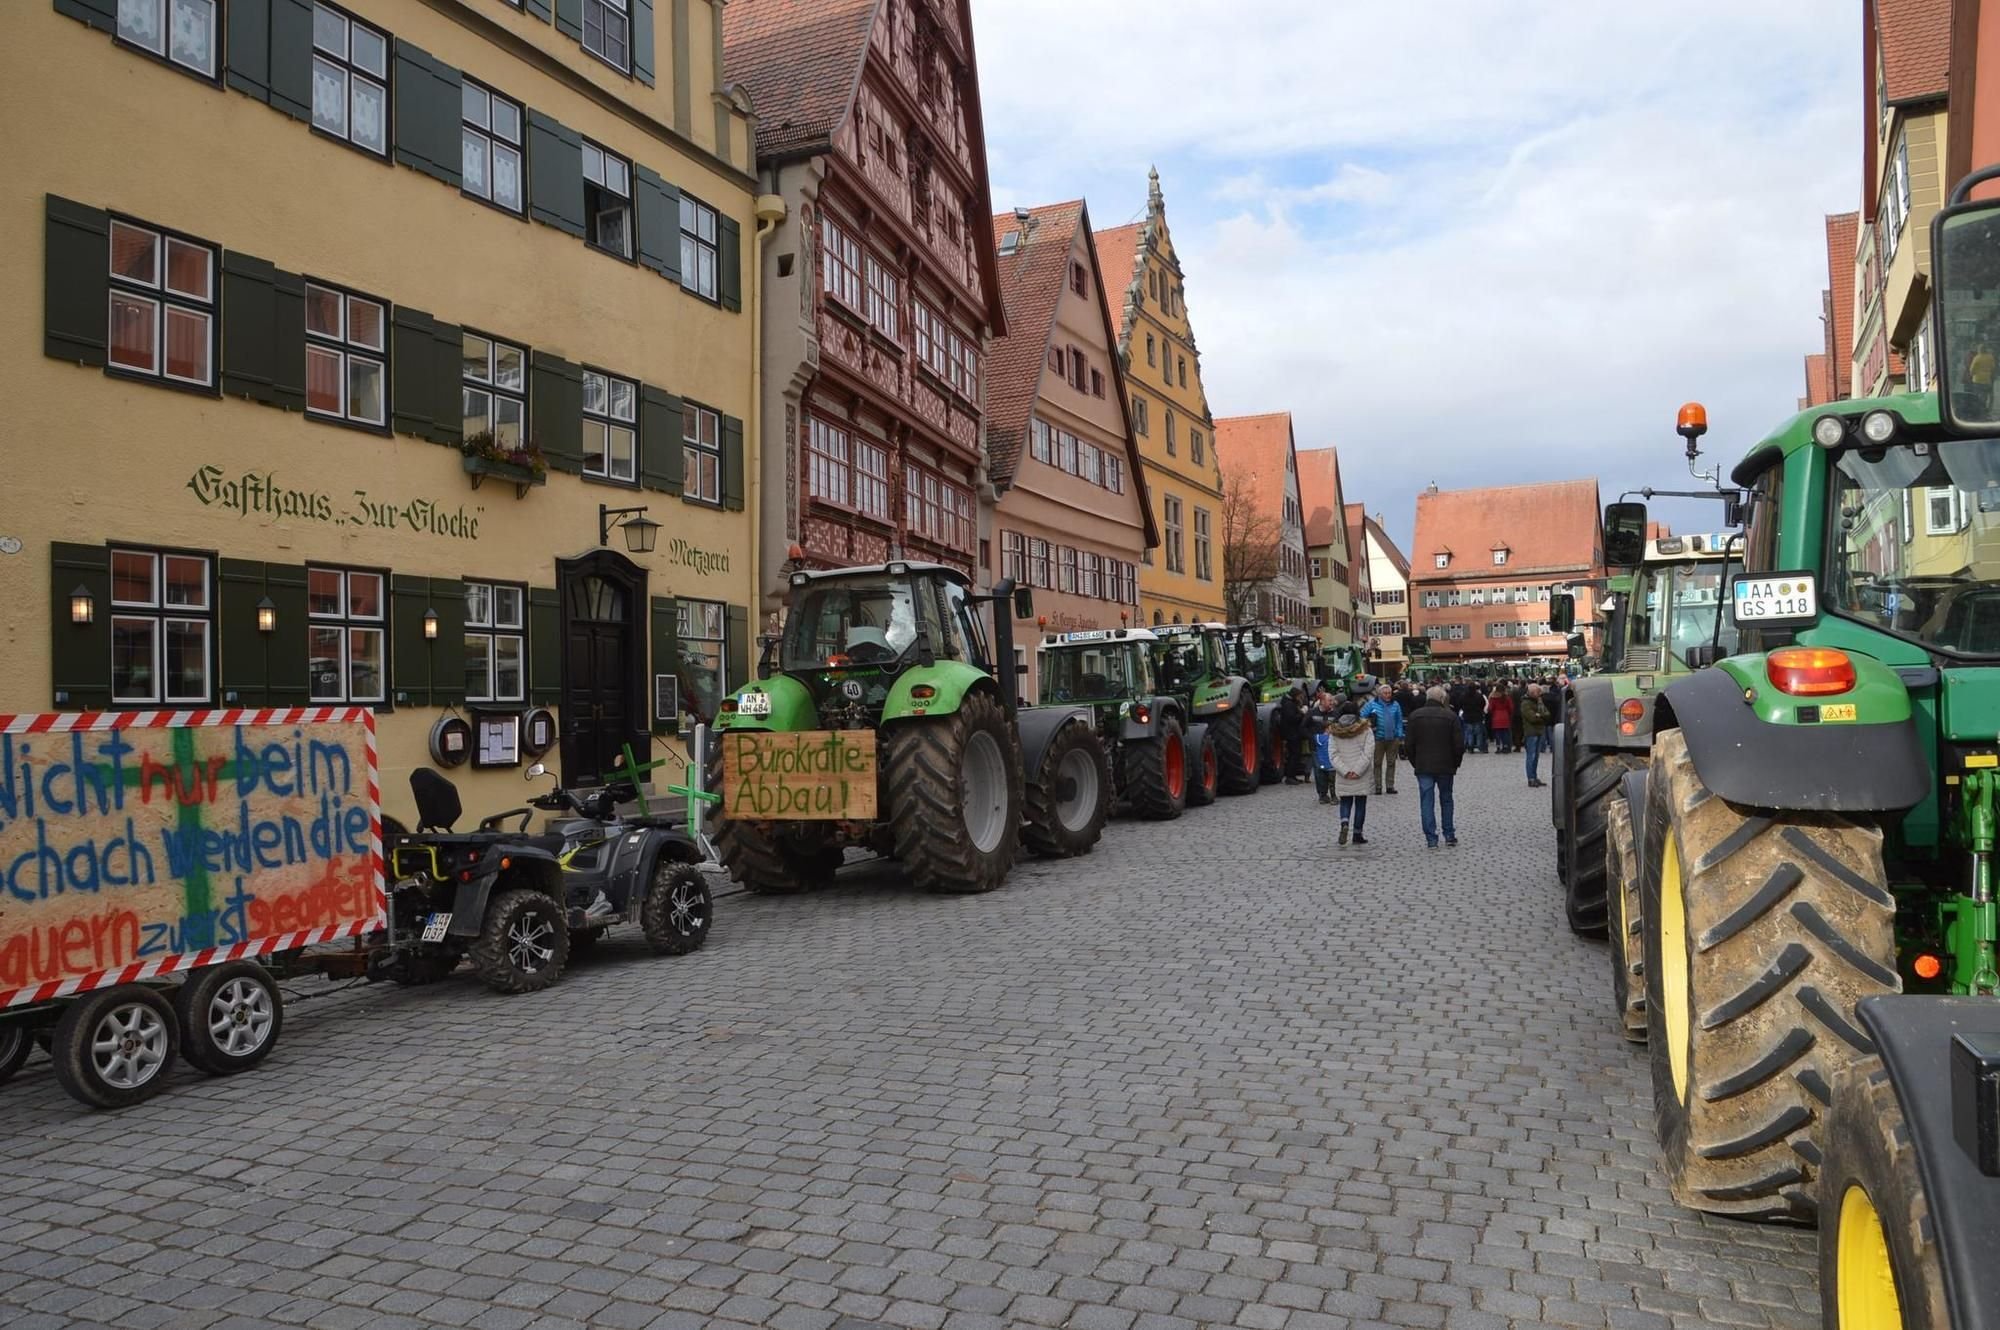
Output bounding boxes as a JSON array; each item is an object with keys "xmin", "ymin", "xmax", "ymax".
[
  {"xmin": 0, "ymin": 709, "xmax": 384, "ymax": 1007},
  {"xmin": 722, "ymin": 730, "xmax": 878, "ymax": 820}
]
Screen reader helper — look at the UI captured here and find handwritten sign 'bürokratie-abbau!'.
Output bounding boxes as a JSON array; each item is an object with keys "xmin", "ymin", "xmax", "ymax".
[
  {"xmin": 724, "ymin": 730, "xmax": 878, "ymax": 820},
  {"xmin": 0, "ymin": 710, "xmax": 385, "ymax": 1007}
]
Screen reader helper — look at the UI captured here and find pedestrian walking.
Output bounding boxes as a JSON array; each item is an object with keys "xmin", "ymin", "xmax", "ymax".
[
  {"xmin": 1317, "ymin": 701, "xmax": 1375, "ymax": 845},
  {"xmin": 1455, "ymin": 680, "xmax": 1488, "ymax": 753},
  {"xmin": 1520, "ymin": 682, "xmax": 1553, "ymax": 787},
  {"xmin": 1360, "ymin": 683, "xmax": 1404, "ymax": 794},
  {"xmin": 1404, "ymin": 685, "xmax": 1465, "ymax": 847},
  {"xmin": 1487, "ymin": 684, "xmax": 1515, "ymax": 753},
  {"xmin": 1278, "ymin": 686, "xmax": 1308, "ymax": 784}
]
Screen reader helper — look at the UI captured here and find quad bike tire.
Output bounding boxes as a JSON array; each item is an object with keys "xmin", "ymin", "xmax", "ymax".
[
  {"xmin": 1565, "ymin": 742, "xmax": 1645, "ymax": 936},
  {"xmin": 175, "ymin": 962, "xmax": 283, "ymax": 1076},
  {"xmin": 0, "ymin": 1023, "xmax": 34, "ymax": 1086},
  {"xmin": 886, "ymin": 690, "xmax": 1025, "ymax": 893},
  {"xmin": 1123, "ymin": 716, "xmax": 1188, "ymax": 822},
  {"xmin": 1640, "ymin": 729, "xmax": 1898, "ymax": 1222},
  {"xmin": 1210, "ymin": 698, "xmax": 1260, "ymax": 797},
  {"xmin": 1185, "ymin": 726, "xmax": 1220, "ymax": 808},
  {"xmin": 1816, "ymin": 1056, "xmax": 1948, "ymax": 1330},
  {"xmin": 468, "ymin": 888, "xmax": 570, "ymax": 995},
  {"xmin": 52, "ymin": 986, "xmax": 179, "ymax": 1110},
  {"xmin": 1604, "ymin": 794, "xmax": 1646, "ymax": 1044},
  {"xmin": 1023, "ymin": 720, "xmax": 1110, "ymax": 858},
  {"xmin": 642, "ymin": 862, "xmax": 713, "ymax": 955},
  {"xmin": 706, "ymin": 741, "xmax": 846, "ymax": 893}
]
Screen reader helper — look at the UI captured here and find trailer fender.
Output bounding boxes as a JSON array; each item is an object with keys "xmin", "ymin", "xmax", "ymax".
[
  {"xmin": 1016, "ymin": 705, "xmax": 1096, "ymax": 786},
  {"xmin": 447, "ymin": 846, "xmax": 562, "ymax": 937},
  {"xmin": 1853, "ymin": 997, "xmax": 2000, "ymax": 1330},
  {"xmin": 1660, "ymin": 665, "xmax": 1930, "ymax": 811}
]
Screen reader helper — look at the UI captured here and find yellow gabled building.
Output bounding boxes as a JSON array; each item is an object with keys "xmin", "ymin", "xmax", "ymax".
[{"xmin": 1093, "ymin": 169, "xmax": 1227, "ymax": 627}]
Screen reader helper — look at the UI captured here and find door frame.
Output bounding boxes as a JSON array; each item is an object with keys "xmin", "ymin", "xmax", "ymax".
[{"xmin": 556, "ymin": 549, "xmax": 648, "ymax": 783}]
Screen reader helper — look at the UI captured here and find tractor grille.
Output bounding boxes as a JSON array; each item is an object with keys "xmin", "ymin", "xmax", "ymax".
[{"xmin": 1626, "ymin": 646, "xmax": 1662, "ymax": 671}]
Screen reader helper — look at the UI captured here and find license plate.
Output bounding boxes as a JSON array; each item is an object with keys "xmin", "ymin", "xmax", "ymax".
[
  {"xmin": 1733, "ymin": 574, "xmax": 1818, "ymax": 621},
  {"xmin": 1820, "ymin": 703, "xmax": 1857, "ymax": 722},
  {"xmin": 737, "ymin": 692, "xmax": 772, "ymax": 716},
  {"xmin": 420, "ymin": 912, "xmax": 452, "ymax": 942}
]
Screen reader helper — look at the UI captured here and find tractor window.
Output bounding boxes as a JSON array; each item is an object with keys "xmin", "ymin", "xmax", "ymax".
[
  {"xmin": 1235, "ymin": 631, "xmax": 1269, "ymax": 677},
  {"xmin": 942, "ymin": 579, "xmax": 990, "ymax": 668},
  {"xmin": 780, "ymin": 579, "xmax": 921, "ymax": 669},
  {"xmin": 1041, "ymin": 647, "xmax": 1137, "ymax": 703},
  {"xmin": 1667, "ymin": 563, "xmax": 1737, "ymax": 662}
]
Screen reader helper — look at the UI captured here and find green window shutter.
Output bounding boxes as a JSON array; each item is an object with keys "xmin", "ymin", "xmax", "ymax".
[
  {"xmin": 633, "ymin": 165, "xmax": 681, "ymax": 282},
  {"xmin": 54, "ymin": 0, "xmax": 118, "ymax": 31},
  {"xmin": 527, "ymin": 586, "xmax": 562, "ymax": 705},
  {"xmin": 391, "ymin": 306, "xmax": 438, "ymax": 439},
  {"xmin": 219, "ymin": 251, "xmax": 278, "ymax": 404},
  {"xmin": 50, "ymin": 543, "xmax": 111, "ymax": 711},
  {"xmin": 263, "ymin": 564, "xmax": 311, "ymax": 706},
  {"xmin": 225, "ymin": 0, "xmax": 272, "ymax": 102},
  {"xmin": 631, "ymin": 0, "xmax": 655, "ymax": 86},
  {"xmin": 218, "ymin": 559, "xmax": 271, "ymax": 706},
  {"xmin": 44, "ymin": 195, "xmax": 108, "ymax": 368},
  {"xmin": 271, "ymin": 269, "xmax": 306, "ymax": 411},
  {"xmin": 554, "ymin": 0, "xmax": 583, "ymax": 41},
  {"xmin": 721, "ymin": 413, "xmax": 745, "ymax": 511},
  {"xmin": 525, "ymin": 0, "xmax": 552, "ymax": 21},
  {"xmin": 390, "ymin": 574, "xmax": 435, "ymax": 708},
  {"xmin": 639, "ymin": 386, "xmax": 683, "ymax": 495},
  {"xmin": 530, "ymin": 350, "xmax": 584, "ymax": 474},
  {"xmin": 525, "ymin": 110, "xmax": 585, "ymax": 238},
  {"xmin": 427, "ymin": 317, "xmax": 464, "ymax": 446},
  {"xmin": 392, "ymin": 42, "xmax": 463, "ymax": 190},
  {"xmin": 719, "ymin": 216, "xmax": 742, "ymax": 313},
  {"xmin": 725, "ymin": 605, "xmax": 749, "ymax": 699},
  {"xmin": 650, "ymin": 596, "xmax": 679, "ymax": 732},
  {"xmin": 428, "ymin": 577, "xmax": 467, "ymax": 706},
  {"xmin": 268, "ymin": 0, "xmax": 315, "ymax": 122}
]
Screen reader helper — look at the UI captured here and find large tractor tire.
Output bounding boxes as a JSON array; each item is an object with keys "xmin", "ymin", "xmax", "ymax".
[
  {"xmin": 1639, "ymin": 729, "xmax": 1898, "ymax": 1222},
  {"xmin": 706, "ymin": 741, "xmax": 845, "ymax": 893},
  {"xmin": 1123, "ymin": 716, "xmax": 1188, "ymax": 821},
  {"xmin": 1257, "ymin": 711, "xmax": 1285, "ymax": 785},
  {"xmin": 1024, "ymin": 722, "xmax": 1110, "ymax": 858},
  {"xmin": 886, "ymin": 691, "xmax": 1024, "ymax": 893},
  {"xmin": 1186, "ymin": 726, "xmax": 1220, "ymax": 808},
  {"xmin": 1816, "ymin": 1056, "xmax": 1949, "ymax": 1330},
  {"xmin": 1211, "ymin": 700, "xmax": 1260, "ymax": 797},
  {"xmin": 1604, "ymin": 794, "xmax": 1646, "ymax": 1044},
  {"xmin": 1564, "ymin": 742, "xmax": 1645, "ymax": 936}
]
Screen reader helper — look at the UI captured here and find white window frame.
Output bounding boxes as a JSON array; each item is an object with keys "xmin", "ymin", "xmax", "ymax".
[
  {"xmin": 106, "ymin": 218, "xmax": 216, "ymax": 388},
  {"xmin": 582, "ymin": 0, "xmax": 631, "ymax": 72},
  {"xmin": 822, "ymin": 216, "xmax": 863, "ymax": 311},
  {"xmin": 1194, "ymin": 507, "xmax": 1212, "ymax": 581},
  {"xmin": 855, "ymin": 437, "xmax": 890, "ymax": 521},
  {"xmin": 1164, "ymin": 496, "xmax": 1184, "ymax": 574},
  {"xmin": 117, "ymin": 0, "xmax": 218, "ymax": 77},
  {"xmin": 583, "ymin": 140, "xmax": 634, "ymax": 259},
  {"xmin": 1434, "ymin": 552, "xmax": 1450, "ymax": 568},
  {"xmin": 808, "ymin": 416, "xmax": 852, "ymax": 509},
  {"xmin": 311, "ymin": 2, "xmax": 389, "ymax": 156},
  {"xmin": 1492, "ymin": 548, "xmax": 1508, "ymax": 565},
  {"xmin": 462, "ymin": 332, "xmax": 527, "ymax": 447},
  {"xmin": 1926, "ymin": 485, "xmax": 1960, "ymax": 536},
  {"xmin": 306, "ymin": 567, "xmax": 386, "ymax": 704},
  {"xmin": 680, "ymin": 194, "xmax": 720, "ymax": 301},
  {"xmin": 461, "ymin": 79, "xmax": 525, "ymax": 213},
  {"xmin": 464, "ymin": 581, "xmax": 526, "ymax": 704},
  {"xmin": 304, "ymin": 282, "xmax": 387, "ymax": 427},
  {"xmin": 864, "ymin": 253, "xmax": 900, "ymax": 340},
  {"xmin": 683, "ymin": 403, "xmax": 723, "ymax": 504},
  {"xmin": 109, "ymin": 548, "xmax": 213, "ymax": 705},
  {"xmin": 582, "ymin": 369, "xmax": 638, "ymax": 484}
]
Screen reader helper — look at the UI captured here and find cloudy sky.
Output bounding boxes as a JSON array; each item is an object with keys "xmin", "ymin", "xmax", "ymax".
[{"xmin": 969, "ymin": 1, "xmax": 1858, "ymax": 551}]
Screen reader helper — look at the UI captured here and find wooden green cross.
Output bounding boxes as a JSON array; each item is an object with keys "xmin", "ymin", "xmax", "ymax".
[{"xmin": 616, "ymin": 741, "xmax": 720, "ymax": 839}]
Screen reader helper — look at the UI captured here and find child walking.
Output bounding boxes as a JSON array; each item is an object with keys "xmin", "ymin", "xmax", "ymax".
[{"xmin": 1316, "ymin": 701, "xmax": 1377, "ymax": 846}]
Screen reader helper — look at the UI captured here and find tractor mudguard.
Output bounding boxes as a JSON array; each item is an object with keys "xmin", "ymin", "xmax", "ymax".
[
  {"xmin": 717, "ymin": 672, "xmax": 817, "ymax": 732},
  {"xmin": 1190, "ymin": 676, "xmax": 1251, "ymax": 718},
  {"xmin": 446, "ymin": 846, "xmax": 562, "ymax": 937},
  {"xmin": 881, "ymin": 660, "xmax": 993, "ymax": 722},
  {"xmin": 1017, "ymin": 705, "xmax": 1095, "ymax": 785},
  {"xmin": 1568, "ymin": 676, "xmax": 1651, "ymax": 752},
  {"xmin": 1184, "ymin": 720, "xmax": 1210, "ymax": 753},
  {"xmin": 1855, "ymin": 996, "xmax": 2000, "ymax": 1330},
  {"xmin": 1117, "ymin": 696, "xmax": 1181, "ymax": 742},
  {"xmin": 1660, "ymin": 665, "xmax": 1931, "ymax": 811}
]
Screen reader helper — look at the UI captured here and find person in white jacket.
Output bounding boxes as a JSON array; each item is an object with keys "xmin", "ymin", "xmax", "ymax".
[{"xmin": 1315, "ymin": 702, "xmax": 1377, "ymax": 846}]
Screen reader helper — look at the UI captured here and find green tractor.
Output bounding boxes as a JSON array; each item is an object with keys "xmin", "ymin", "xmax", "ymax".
[
  {"xmin": 710, "ymin": 561, "xmax": 1110, "ymax": 894},
  {"xmin": 1149, "ymin": 622, "xmax": 1261, "ymax": 796},
  {"xmin": 1227, "ymin": 623, "xmax": 1314, "ymax": 783},
  {"xmin": 1601, "ymin": 178, "xmax": 2000, "ymax": 1330},
  {"xmin": 1038, "ymin": 627, "xmax": 1220, "ymax": 816}
]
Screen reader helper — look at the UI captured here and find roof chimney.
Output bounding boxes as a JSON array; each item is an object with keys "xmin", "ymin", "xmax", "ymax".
[
  {"xmin": 1425, "ymin": 482, "xmax": 1439, "ymax": 495},
  {"xmin": 1013, "ymin": 206, "xmax": 1031, "ymax": 224}
]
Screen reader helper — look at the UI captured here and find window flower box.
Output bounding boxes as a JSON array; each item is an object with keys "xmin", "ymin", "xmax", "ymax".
[{"xmin": 460, "ymin": 432, "xmax": 548, "ymax": 497}]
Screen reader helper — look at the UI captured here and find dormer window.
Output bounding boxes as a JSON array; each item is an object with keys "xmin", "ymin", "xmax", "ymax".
[
  {"xmin": 999, "ymin": 230, "xmax": 1021, "ymax": 256},
  {"xmin": 1434, "ymin": 551, "xmax": 1450, "ymax": 569},
  {"xmin": 1492, "ymin": 547, "xmax": 1509, "ymax": 566}
]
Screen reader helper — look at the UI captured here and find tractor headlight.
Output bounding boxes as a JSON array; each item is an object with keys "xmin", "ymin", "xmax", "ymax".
[
  {"xmin": 1860, "ymin": 410, "xmax": 1899, "ymax": 445},
  {"xmin": 1811, "ymin": 414, "xmax": 1846, "ymax": 448}
]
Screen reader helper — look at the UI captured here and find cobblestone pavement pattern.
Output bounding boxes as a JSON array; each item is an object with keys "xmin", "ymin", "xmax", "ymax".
[{"xmin": 0, "ymin": 754, "xmax": 1821, "ymax": 1330}]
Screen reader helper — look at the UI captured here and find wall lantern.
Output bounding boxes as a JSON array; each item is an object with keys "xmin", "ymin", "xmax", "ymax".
[
  {"xmin": 599, "ymin": 504, "xmax": 660, "ymax": 554},
  {"xmin": 256, "ymin": 596, "xmax": 277, "ymax": 634},
  {"xmin": 423, "ymin": 608, "xmax": 440, "ymax": 640},
  {"xmin": 70, "ymin": 585, "xmax": 94, "ymax": 625}
]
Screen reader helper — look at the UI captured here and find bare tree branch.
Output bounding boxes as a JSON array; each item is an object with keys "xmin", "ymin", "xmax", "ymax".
[{"xmin": 1221, "ymin": 465, "xmax": 1283, "ymax": 622}]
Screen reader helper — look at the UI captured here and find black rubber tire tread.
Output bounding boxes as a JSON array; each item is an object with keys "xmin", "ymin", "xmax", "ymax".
[
  {"xmin": 1257, "ymin": 710, "xmax": 1284, "ymax": 785},
  {"xmin": 0, "ymin": 1023, "xmax": 34, "ymax": 1085},
  {"xmin": 468, "ymin": 888, "xmax": 570, "ymax": 995},
  {"xmin": 1023, "ymin": 721, "xmax": 1110, "ymax": 857},
  {"xmin": 886, "ymin": 691, "xmax": 1025, "ymax": 893},
  {"xmin": 1185, "ymin": 728, "xmax": 1220, "ymax": 808},
  {"xmin": 1640, "ymin": 728, "xmax": 1898, "ymax": 1223},
  {"xmin": 1565, "ymin": 744, "xmax": 1646, "ymax": 937},
  {"xmin": 1815, "ymin": 1056, "xmax": 1949, "ymax": 1330},
  {"xmin": 1209, "ymin": 695, "xmax": 1259, "ymax": 797},
  {"xmin": 174, "ymin": 962, "xmax": 283, "ymax": 1076},
  {"xmin": 641, "ymin": 862, "xmax": 712, "ymax": 955},
  {"xmin": 51, "ymin": 986, "xmax": 179, "ymax": 1110},
  {"xmin": 1605, "ymin": 793, "xmax": 1647, "ymax": 1044},
  {"xmin": 706, "ymin": 741, "xmax": 843, "ymax": 894},
  {"xmin": 1122, "ymin": 716, "xmax": 1188, "ymax": 822}
]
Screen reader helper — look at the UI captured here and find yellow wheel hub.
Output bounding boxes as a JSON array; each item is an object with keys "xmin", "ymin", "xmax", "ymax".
[
  {"xmin": 1835, "ymin": 1183, "xmax": 1904, "ymax": 1328},
  {"xmin": 1660, "ymin": 834, "xmax": 1691, "ymax": 1100}
]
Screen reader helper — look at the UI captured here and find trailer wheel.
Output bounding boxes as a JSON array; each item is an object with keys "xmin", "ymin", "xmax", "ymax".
[
  {"xmin": 1818, "ymin": 1055, "xmax": 1948, "ymax": 1330},
  {"xmin": 469, "ymin": 889, "xmax": 570, "ymax": 994},
  {"xmin": 0, "ymin": 1024, "xmax": 33, "ymax": 1086},
  {"xmin": 52, "ymin": 986, "xmax": 179, "ymax": 1109},
  {"xmin": 705, "ymin": 741, "xmax": 843, "ymax": 894},
  {"xmin": 1604, "ymin": 795, "xmax": 1646, "ymax": 1044},
  {"xmin": 1022, "ymin": 720, "xmax": 1110, "ymax": 858},
  {"xmin": 1564, "ymin": 743, "xmax": 1645, "ymax": 936},
  {"xmin": 1123, "ymin": 716, "xmax": 1188, "ymax": 822},
  {"xmin": 1640, "ymin": 729, "xmax": 1898, "ymax": 1222},
  {"xmin": 887, "ymin": 690, "xmax": 1024, "ymax": 892},
  {"xmin": 1211, "ymin": 700, "xmax": 1259, "ymax": 797},
  {"xmin": 176, "ymin": 963, "xmax": 283, "ymax": 1076},
  {"xmin": 1186, "ymin": 727, "xmax": 1220, "ymax": 808},
  {"xmin": 642, "ymin": 863, "xmax": 712, "ymax": 955}
]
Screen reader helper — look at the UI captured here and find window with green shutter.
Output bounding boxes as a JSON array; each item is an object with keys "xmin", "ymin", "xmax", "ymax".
[
  {"xmin": 722, "ymin": 414, "xmax": 745, "ymax": 512},
  {"xmin": 638, "ymin": 386, "xmax": 683, "ymax": 495},
  {"xmin": 44, "ymin": 196, "xmax": 108, "ymax": 367},
  {"xmin": 50, "ymin": 543, "xmax": 112, "ymax": 711},
  {"xmin": 529, "ymin": 350, "xmax": 584, "ymax": 474},
  {"xmin": 525, "ymin": 109, "xmax": 585, "ymax": 238},
  {"xmin": 649, "ymin": 594, "xmax": 679, "ymax": 732},
  {"xmin": 391, "ymin": 40, "xmax": 462, "ymax": 189},
  {"xmin": 719, "ymin": 215, "xmax": 742, "ymax": 312},
  {"xmin": 633, "ymin": 165, "xmax": 681, "ymax": 283},
  {"xmin": 527, "ymin": 586, "xmax": 561, "ymax": 705}
]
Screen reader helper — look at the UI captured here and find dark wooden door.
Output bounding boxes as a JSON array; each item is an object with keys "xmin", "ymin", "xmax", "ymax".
[{"xmin": 558, "ymin": 557, "xmax": 645, "ymax": 785}]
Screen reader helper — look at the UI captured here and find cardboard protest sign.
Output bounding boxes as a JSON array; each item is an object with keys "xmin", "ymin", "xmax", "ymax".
[
  {"xmin": 722, "ymin": 730, "xmax": 878, "ymax": 820},
  {"xmin": 0, "ymin": 709, "xmax": 384, "ymax": 1007}
]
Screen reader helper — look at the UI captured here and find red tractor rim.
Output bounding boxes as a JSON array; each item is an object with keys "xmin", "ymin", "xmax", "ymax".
[
  {"xmin": 1165, "ymin": 733, "xmax": 1186, "ymax": 799},
  {"xmin": 1241, "ymin": 709, "xmax": 1257, "ymax": 773},
  {"xmin": 1203, "ymin": 742, "xmax": 1218, "ymax": 793}
]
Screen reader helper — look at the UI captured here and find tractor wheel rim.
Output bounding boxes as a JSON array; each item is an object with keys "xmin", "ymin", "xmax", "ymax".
[
  {"xmin": 508, "ymin": 912, "xmax": 557, "ymax": 972},
  {"xmin": 1164, "ymin": 734, "xmax": 1185, "ymax": 799},
  {"xmin": 1054, "ymin": 747, "xmax": 1100, "ymax": 832},
  {"xmin": 961, "ymin": 730, "xmax": 1010, "ymax": 853},
  {"xmin": 1661, "ymin": 834, "xmax": 1692, "ymax": 1101},
  {"xmin": 1836, "ymin": 1183, "xmax": 1904, "ymax": 1328},
  {"xmin": 207, "ymin": 977, "xmax": 275, "ymax": 1057},
  {"xmin": 1241, "ymin": 710, "xmax": 1257, "ymax": 773},
  {"xmin": 91, "ymin": 1002, "xmax": 168, "ymax": 1090}
]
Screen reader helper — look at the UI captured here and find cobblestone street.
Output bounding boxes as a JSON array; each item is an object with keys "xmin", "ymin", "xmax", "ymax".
[{"xmin": 0, "ymin": 756, "xmax": 1821, "ymax": 1330}]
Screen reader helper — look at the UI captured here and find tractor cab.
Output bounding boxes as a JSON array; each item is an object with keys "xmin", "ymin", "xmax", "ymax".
[
  {"xmin": 1039, "ymin": 628, "xmax": 1159, "ymax": 709},
  {"xmin": 1227, "ymin": 623, "xmax": 1294, "ymax": 702},
  {"xmin": 1150, "ymin": 622, "xmax": 1231, "ymax": 696}
]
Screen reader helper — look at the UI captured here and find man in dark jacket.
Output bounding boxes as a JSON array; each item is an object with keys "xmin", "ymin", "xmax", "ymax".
[
  {"xmin": 1277, "ymin": 686, "xmax": 1307, "ymax": 783},
  {"xmin": 1404, "ymin": 685, "xmax": 1466, "ymax": 848}
]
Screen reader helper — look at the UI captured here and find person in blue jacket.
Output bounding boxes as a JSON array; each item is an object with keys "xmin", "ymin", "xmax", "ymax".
[{"xmin": 1359, "ymin": 683, "xmax": 1404, "ymax": 795}]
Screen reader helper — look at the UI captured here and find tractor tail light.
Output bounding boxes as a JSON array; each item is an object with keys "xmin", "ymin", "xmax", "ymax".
[
  {"xmin": 1617, "ymin": 698, "xmax": 1644, "ymax": 735},
  {"xmin": 1133, "ymin": 704, "xmax": 1151, "ymax": 724},
  {"xmin": 721, "ymin": 698, "xmax": 738, "ymax": 714},
  {"xmin": 1766, "ymin": 647, "xmax": 1856, "ymax": 697},
  {"xmin": 911, "ymin": 684, "xmax": 937, "ymax": 700},
  {"xmin": 1913, "ymin": 952, "xmax": 1943, "ymax": 981}
]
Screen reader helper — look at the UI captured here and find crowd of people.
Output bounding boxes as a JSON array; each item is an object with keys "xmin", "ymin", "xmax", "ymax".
[{"xmin": 1277, "ymin": 671, "xmax": 1573, "ymax": 850}]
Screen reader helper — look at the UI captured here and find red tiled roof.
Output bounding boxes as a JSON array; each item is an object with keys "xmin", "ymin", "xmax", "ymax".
[
  {"xmin": 1214, "ymin": 413, "xmax": 1298, "ymax": 523},
  {"xmin": 722, "ymin": 0, "xmax": 878, "ymax": 158},
  {"xmin": 1410, "ymin": 479, "xmax": 1602, "ymax": 582},
  {"xmin": 1362, "ymin": 514, "xmax": 1410, "ymax": 579},
  {"xmin": 1296, "ymin": 447, "xmax": 1344, "ymax": 547},
  {"xmin": 1804, "ymin": 353, "xmax": 1835, "ymax": 407},
  {"xmin": 1879, "ymin": 0, "xmax": 1951, "ymax": 103},
  {"xmin": 1091, "ymin": 223, "xmax": 1143, "ymax": 340},
  {"xmin": 1826, "ymin": 212, "xmax": 1859, "ymax": 396}
]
